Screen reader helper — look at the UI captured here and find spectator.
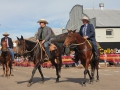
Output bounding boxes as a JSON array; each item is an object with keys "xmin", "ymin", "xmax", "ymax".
[
  {"xmin": 110, "ymin": 49, "xmax": 113, "ymax": 54},
  {"xmin": 103, "ymin": 52, "xmax": 107, "ymax": 67}
]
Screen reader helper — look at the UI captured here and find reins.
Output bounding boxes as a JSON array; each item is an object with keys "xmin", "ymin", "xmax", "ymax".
[
  {"xmin": 23, "ymin": 42, "xmax": 39, "ymax": 54},
  {"xmin": 22, "ymin": 41, "xmax": 49, "ymax": 59},
  {"xmin": 70, "ymin": 40, "xmax": 87, "ymax": 46}
]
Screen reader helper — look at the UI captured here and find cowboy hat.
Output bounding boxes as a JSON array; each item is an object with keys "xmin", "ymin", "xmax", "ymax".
[
  {"xmin": 3, "ymin": 32, "xmax": 9, "ymax": 36},
  {"xmin": 37, "ymin": 19, "xmax": 48, "ymax": 24},
  {"xmin": 81, "ymin": 16, "xmax": 90, "ymax": 21}
]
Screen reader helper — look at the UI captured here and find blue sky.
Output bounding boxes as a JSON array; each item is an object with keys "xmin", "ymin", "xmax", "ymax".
[{"xmin": 0, "ymin": 0, "xmax": 120, "ymax": 40}]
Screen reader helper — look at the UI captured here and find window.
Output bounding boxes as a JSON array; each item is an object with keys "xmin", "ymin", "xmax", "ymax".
[{"xmin": 106, "ymin": 29, "xmax": 113, "ymax": 36}]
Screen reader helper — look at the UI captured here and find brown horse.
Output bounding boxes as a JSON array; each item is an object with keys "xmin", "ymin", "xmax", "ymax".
[
  {"xmin": 63, "ymin": 30, "xmax": 100, "ymax": 86},
  {"xmin": 17, "ymin": 36, "xmax": 62, "ymax": 87},
  {"xmin": 0, "ymin": 40, "xmax": 12, "ymax": 77}
]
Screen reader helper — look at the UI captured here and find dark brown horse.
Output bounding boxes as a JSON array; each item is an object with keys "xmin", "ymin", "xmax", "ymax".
[
  {"xmin": 0, "ymin": 40, "xmax": 12, "ymax": 78},
  {"xmin": 63, "ymin": 30, "xmax": 100, "ymax": 86},
  {"xmin": 17, "ymin": 36, "xmax": 62, "ymax": 87}
]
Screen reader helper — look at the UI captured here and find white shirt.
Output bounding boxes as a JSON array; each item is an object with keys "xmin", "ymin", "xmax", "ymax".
[
  {"xmin": 82, "ymin": 24, "xmax": 88, "ymax": 36},
  {"xmin": 5, "ymin": 38, "xmax": 9, "ymax": 48}
]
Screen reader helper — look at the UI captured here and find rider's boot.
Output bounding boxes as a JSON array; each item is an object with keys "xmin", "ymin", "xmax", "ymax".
[
  {"xmin": 95, "ymin": 52, "xmax": 99, "ymax": 60},
  {"xmin": 44, "ymin": 46, "xmax": 52, "ymax": 61}
]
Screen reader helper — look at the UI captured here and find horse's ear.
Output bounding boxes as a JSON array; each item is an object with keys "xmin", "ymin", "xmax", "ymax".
[
  {"xmin": 21, "ymin": 35, "xmax": 24, "ymax": 39},
  {"xmin": 17, "ymin": 37, "xmax": 19, "ymax": 40},
  {"xmin": 67, "ymin": 29, "xmax": 70, "ymax": 32},
  {"xmin": 73, "ymin": 29, "xmax": 76, "ymax": 33}
]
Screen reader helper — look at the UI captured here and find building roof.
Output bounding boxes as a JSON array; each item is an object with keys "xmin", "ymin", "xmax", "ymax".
[
  {"xmin": 52, "ymin": 28, "xmax": 62, "ymax": 35},
  {"xmin": 84, "ymin": 9, "xmax": 120, "ymax": 27},
  {"xmin": 64, "ymin": 4, "xmax": 120, "ymax": 33}
]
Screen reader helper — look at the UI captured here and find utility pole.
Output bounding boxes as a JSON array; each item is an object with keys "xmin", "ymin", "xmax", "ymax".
[
  {"xmin": 0, "ymin": 24, "xmax": 13, "ymax": 35},
  {"xmin": 0, "ymin": 24, "xmax": 12, "ymax": 30}
]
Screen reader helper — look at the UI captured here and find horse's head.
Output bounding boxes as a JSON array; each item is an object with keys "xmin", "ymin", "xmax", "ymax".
[
  {"xmin": 17, "ymin": 35, "xmax": 26, "ymax": 55},
  {"xmin": 63, "ymin": 29, "xmax": 76, "ymax": 47},
  {"xmin": 1, "ymin": 40, "xmax": 7, "ymax": 51}
]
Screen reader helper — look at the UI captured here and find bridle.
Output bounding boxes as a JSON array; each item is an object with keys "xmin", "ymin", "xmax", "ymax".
[
  {"xmin": 17, "ymin": 40, "xmax": 39, "ymax": 54},
  {"xmin": 64, "ymin": 32, "xmax": 92, "ymax": 53},
  {"xmin": 17, "ymin": 40, "xmax": 47, "ymax": 60}
]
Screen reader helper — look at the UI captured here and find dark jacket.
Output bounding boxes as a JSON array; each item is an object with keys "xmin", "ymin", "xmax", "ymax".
[
  {"xmin": 1, "ymin": 37, "xmax": 13, "ymax": 48},
  {"xmin": 79, "ymin": 23, "xmax": 96, "ymax": 41},
  {"xmin": 36, "ymin": 26, "xmax": 52, "ymax": 42}
]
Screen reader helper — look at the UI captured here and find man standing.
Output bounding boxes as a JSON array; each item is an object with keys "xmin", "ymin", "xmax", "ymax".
[
  {"xmin": 1, "ymin": 32, "xmax": 14, "ymax": 61},
  {"xmin": 79, "ymin": 16, "xmax": 99, "ymax": 59},
  {"xmin": 36, "ymin": 19, "xmax": 52, "ymax": 60}
]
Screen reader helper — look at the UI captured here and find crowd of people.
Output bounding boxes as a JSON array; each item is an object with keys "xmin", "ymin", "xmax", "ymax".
[
  {"xmin": 102, "ymin": 50, "xmax": 120, "ymax": 67},
  {"xmin": 100, "ymin": 48, "xmax": 120, "ymax": 54}
]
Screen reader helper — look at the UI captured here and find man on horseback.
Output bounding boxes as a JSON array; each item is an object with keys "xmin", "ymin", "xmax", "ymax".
[
  {"xmin": 36, "ymin": 19, "xmax": 53, "ymax": 60},
  {"xmin": 1, "ymin": 32, "xmax": 14, "ymax": 61},
  {"xmin": 79, "ymin": 16, "xmax": 99, "ymax": 60}
]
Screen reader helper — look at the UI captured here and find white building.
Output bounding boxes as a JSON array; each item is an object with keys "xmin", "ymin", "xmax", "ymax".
[
  {"xmin": 52, "ymin": 28, "xmax": 62, "ymax": 35},
  {"xmin": 62, "ymin": 3, "xmax": 120, "ymax": 49}
]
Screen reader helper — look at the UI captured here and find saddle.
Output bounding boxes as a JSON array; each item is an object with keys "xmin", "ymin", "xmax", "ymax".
[
  {"xmin": 49, "ymin": 43, "xmax": 57, "ymax": 51},
  {"xmin": 87, "ymin": 40, "xmax": 101, "ymax": 60},
  {"xmin": 87, "ymin": 40, "xmax": 101, "ymax": 49},
  {"xmin": 38, "ymin": 42, "xmax": 57, "ymax": 62},
  {"xmin": 39, "ymin": 42, "xmax": 57, "ymax": 52}
]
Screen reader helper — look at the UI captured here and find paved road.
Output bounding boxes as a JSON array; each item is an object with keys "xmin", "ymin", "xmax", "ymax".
[{"xmin": 0, "ymin": 66, "xmax": 120, "ymax": 90}]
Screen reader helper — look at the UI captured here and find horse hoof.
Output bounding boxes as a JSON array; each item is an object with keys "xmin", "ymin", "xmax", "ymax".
[
  {"xmin": 89, "ymin": 81, "xmax": 93, "ymax": 84},
  {"xmin": 55, "ymin": 80, "xmax": 59, "ymax": 83},
  {"xmin": 82, "ymin": 83, "xmax": 86, "ymax": 87},
  {"xmin": 81, "ymin": 81, "xmax": 86, "ymax": 87},
  {"xmin": 89, "ymin": 79, "xmax": 94, "ymax": 84},
  {"xmin": 39, "ymin": 81, "xmax": 44, "ymax": 84},
  {"xmin": 96, "ymin": 79, "xmax": 100, "ymax": 82},
  {"xmin": 27, "ymin": 82, "xmax": 32, "ymax": 87},
  {"xmin": 56, "ymin": 78, "xmax": 59, "ymax": 83},
  {"xmin": 11, "ymin": 74, "xmax": 14, "ymax": 76},
  {"xmin": 2, "ymin": 75, "xmax": 5, "ymax": 78}
]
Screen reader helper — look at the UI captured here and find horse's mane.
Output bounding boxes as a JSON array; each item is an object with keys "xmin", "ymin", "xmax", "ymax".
[
  {"xmin": 74, "ymin": 32, "xmax": 85, "ymax": 41},
  {"xmin": 25, "ymin": 39, "xmax": 36, "ymax": 44},
  {"xmin": 1, "ymin": 40, "xmax": 7, "ymax": 49}
]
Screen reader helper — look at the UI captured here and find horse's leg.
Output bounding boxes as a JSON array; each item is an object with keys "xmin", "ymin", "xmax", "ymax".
[
  {"xmin": 2, "ymin": 58, "xmax": 6, "ymax": 77},
  {"xmin": 96, "ymin": 60, "xmax": 99, "ymax": 82},
  {"xmin": 6, "ymin": 60, "xmax": 9, "ymax": 78},
  {"xmin": 82, "ymin": 69, "xmax": 88, "ymax": 86},
  {"xmin": 9, "ymin": 59, "xmax": 12, "ymax": 76},
  {"xmin": 37, "ymin": 65, "xmax": 44, "ymax": 84},
  {"xmin": 10, "ymin": 58, "xmax": 13, "ymax": 76},
  {"xmin": 90, "ymin": 60, "xmax": 95, "ymax": 84},
  {"xmin": 27, "ymin": 62, "xmax": 40, "ymax": 87},
  {"xmin": 56, "ymin": 56, "xmax": 62, "ymax": 81},
  {"xmin": 2, "ymin": 63, "xmax": 5, "ymax": 77},
  {"xmin": 82, "ymin": 61, "xmax": 90, "ymax": 86},
  {"xmin": 87, "ymin": 69, "xmax": 92, "ymax": 84},
  {"xmin": 51, "ymin": 58, "xmax": 60, "ymax": 82}
]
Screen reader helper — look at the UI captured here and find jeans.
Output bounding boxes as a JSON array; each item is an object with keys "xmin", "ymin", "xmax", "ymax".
[
  {"xmin": 8, "ymin": 48, "xmax": 14, "ymax": 60},
  {"xmin": 43, "ymin": 41, "xmax": 51, "ymax": 58},
  {"xmin": 91, "ymin": 41, "xmax": 99, "ymax": 55}
]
